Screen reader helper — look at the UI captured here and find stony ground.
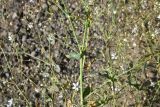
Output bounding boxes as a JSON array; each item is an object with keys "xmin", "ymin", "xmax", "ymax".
[{"xmin": 0, "ymin": 0, "xmax": 160, "ymax": 107}]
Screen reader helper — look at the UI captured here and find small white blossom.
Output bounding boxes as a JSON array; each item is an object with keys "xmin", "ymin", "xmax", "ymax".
[
  {"xmin": 141, "ymin": 0, "xmax": 148, "ymax": 9},
  {"xmin": 58, "ymin": 92, "xmax": 63, "ymax": 99},
  {"xmin": 150, "ymin": 81, "xmax": 156, "ymax": 87},
  {"xmin": 72, "ymin": 82, "xmax": 79, "ymax": 91},
  {"xmin": 12, "ymin": 13, "xmax": 17, "ymax": 19},
  {"xmin": 155, "ymin": 29, "xmax": 160, "ymax": 35},
  {"xmin": 54, "ymin": 64, "xmax": 61, "ymax": 73},
  {"xmin": 120, "ymin": 65, "xmax": 124, "ymax": 70},
  {"xmin": 42, "ymin": 72, "xmax": 50, "ymax": 78},
  {"xmin": 47, "ymin": 34, "xmax": 55, "ymax": 45},
  {"xmin": 94, "ymin": 7, "xmax": 99, "ymax": 15},
  {"xmin": 8, "ymin": 32, "xmax": 13, "ymax": 41},
  {"xmin": 111, "ymin": 52, "xmax": 117, "ymax": 60},
  {"xmin": 28, "ymin": 23, "xmax": 33, "ymax": 29},
  {"xmin": 111, "ymin": 86, "xmax": 120, "ymax": 92},
  {"xmin": 123, "ymin": 38, "xmax": 127, "ymax": 42},
  {"xmin": 8, "ymin": 36, "xmax": 12, "ymax": 41},
  {"xmin": 151, "ymin": 33, "xmax": 155, "ymax": 38},
  {"xmin": 34, "ymin": 87, "xmax": 40, "ymax": 93},
  {"xmin": 132, "ymin": 25, "xmax": 138, "ymax": 34},
  {"xmin": 7, "ymin": 98, "xmax": 13, "ymax": 107},
  {"xmin": 133, "ymin": 42, "xmax": 136, "ymax": 47},
  {"xmin": 29, "ymin": 0, "xmax": 35, "ymax": 3},
  {"xmin": 88, "ymin": 0, "xmax": 94, "ymax": 5},
  {"xmin": 113, "ymin": 10, "xmax": 117, "ymax": 14},
  {"xmin": 127, "ymin": 5, "xmax": 132, "ymax": 12},
  {"xmin": 38, "ymin": 23, "xmax": 42, "ymax": 27}
]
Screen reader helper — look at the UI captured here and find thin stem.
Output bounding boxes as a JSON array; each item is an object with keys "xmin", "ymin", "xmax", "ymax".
[
  {"xmin": 79, "ymin": 57, "xmax": 84, "ymax": 107},
  {"xmin": 54, "ymin": 1, "xmax": 81, "ymax": 51},
  {"xmin": 79, "ymin": 21, "xmax": 89, "ymax": 107}
]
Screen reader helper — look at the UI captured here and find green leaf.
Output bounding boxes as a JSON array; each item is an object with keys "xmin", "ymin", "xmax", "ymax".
[{"xmin": 66, "ymin": 52, "xmax": 81, "ymax": 60}]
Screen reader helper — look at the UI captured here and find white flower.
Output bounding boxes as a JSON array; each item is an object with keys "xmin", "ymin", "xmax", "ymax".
[
  {"xmin": 29, "ymin": 0, "xmax": 35, "ymax": 3},
  {"xmin": 120, "ymin": 65, "xmax": 124, "ymax": 70},
  {"xmin": 88, "ymin": 0, "xmax": 94, "ymax": 5},
  {"xmin": 111, "ymin": 86, "xmax": 120, "ymax": 92},
  {"xmin": 28, "ymin": 23, "xmax": 33, "ymax": 29},
  {"xmin": 111, "ymin": 52, "xmax": 117, "ymax": 60},
  {"xmin": 151, "ymin": 33, "xmax": 155, "ymax": 38},
  {"xmin": 47, "ymin": 34, "xmax": 55, "ymax": 45},
  {"xmin": 155, "ymin": 29, "xmax": 160, "ymax": 35},
  {"xmin": 42, "ymin": 72, "xmax": 49, "ymax": 78},
  {"xmin": 150, "ymin": 81, "xmax": 155, "ymax": 87},
  {"xmin": 113, "ymin": 10, "xmax": 117, "ymax": 14},
  {"xmin": 132, "ymin": 25, "xmax": 138, "ymax": 34},
  {"xmin": 38, "ymin": 23, "xmax": 42, "ymax": 27},
  {"xmin": 133, "ymin": 42, "xmax": 136, "ymax": 47},
  {"xmin": 72, "ymin": 82, "xmax": 79, "ymax": 91},
  {"xmin": 123, "ymin": 38, "xmax": 127, "ymax": 42},
  {"xmin": 8, "ymin": 32, "xmax": 13, "ymax": 41},
  {"xmin": 7, "ymin": 98, "xmax": 13, "ymax": 107},
  {"xmin": 8, "ymin": 36, "xmax": 12, "ymax": 41},
  {"xmin": 34, "ymin": 87, "xmax": 40, "ymax": 93}
]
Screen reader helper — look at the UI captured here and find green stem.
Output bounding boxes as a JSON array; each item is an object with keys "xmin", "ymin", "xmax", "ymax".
[
  {"xmin": 80, "ymin": 56, "xmax": 84, "ymax": 107},
  {"xmin": 80, "ymin": 48, "xmax": 87, "ymax": 107},
  {"xmin": 55, "ymin": 1, "xmax": 81, "ymax": 51}
]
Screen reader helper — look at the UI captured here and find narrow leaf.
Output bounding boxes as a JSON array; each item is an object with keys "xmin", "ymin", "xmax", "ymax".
[{"xmin": 66, "ymin": 52, "xmax": 81, "ymax": 60}]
